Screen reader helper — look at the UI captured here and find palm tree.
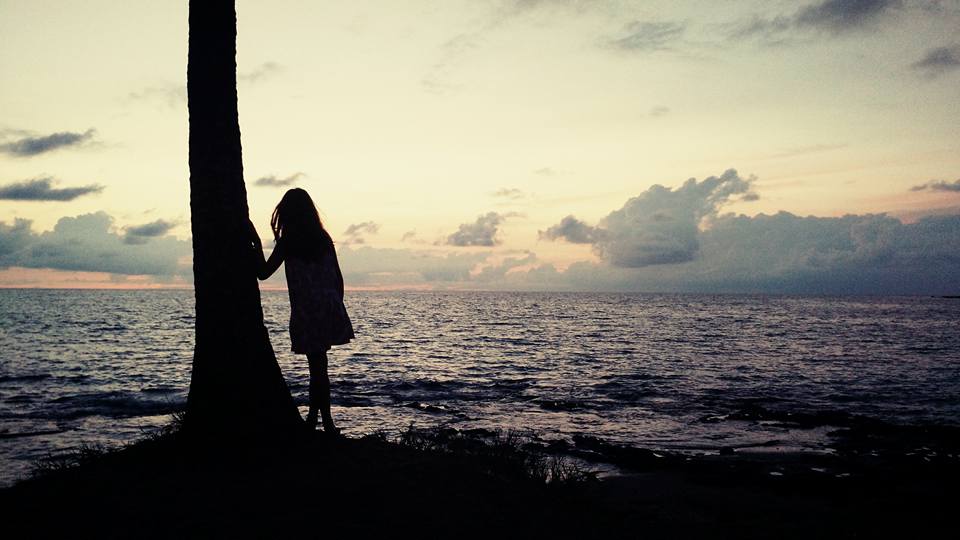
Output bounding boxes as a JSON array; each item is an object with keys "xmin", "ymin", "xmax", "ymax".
[{"xmin": 186, "ymin": 0, "xmax": 301, "ymax": 434}]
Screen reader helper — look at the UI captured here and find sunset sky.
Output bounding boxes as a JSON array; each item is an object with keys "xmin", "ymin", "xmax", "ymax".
[{"xmin": 1, "ymin": 0, "xmax": 958, "ymax": 292}]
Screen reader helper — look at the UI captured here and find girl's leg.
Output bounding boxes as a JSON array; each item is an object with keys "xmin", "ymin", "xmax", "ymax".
[
  {"xmin": 307, "ymin": 350, "xmax": 337, "ymax": 433},
  {"xmin": 304, "ymin": 353, "xmax": 319, "ymax": 428}
]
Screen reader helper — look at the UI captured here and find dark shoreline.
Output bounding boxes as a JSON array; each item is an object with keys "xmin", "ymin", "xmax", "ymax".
[{"xmin": 3, "ymin": 421, "xmax": 956, "ymax": 539}]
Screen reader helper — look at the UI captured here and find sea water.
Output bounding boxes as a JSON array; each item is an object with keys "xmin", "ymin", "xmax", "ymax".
[{"xmin": 1, "ymin": 289, "xmax": 958, "ymax": 485}]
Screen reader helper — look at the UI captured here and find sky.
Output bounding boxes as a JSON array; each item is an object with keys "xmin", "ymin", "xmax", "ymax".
[{"xmin": 1, "ymin": 0, "xmax": 958, "ymax": 293}]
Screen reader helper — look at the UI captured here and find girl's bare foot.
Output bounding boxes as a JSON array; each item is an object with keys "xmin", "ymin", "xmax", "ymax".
[{"xmin": 322, "ymin": 422, "xmax": 341, "ymax": 438}]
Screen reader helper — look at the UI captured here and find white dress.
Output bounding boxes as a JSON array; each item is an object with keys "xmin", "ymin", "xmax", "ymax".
[{"xmin": 284, "ymin": 249, "xmax": 355, "ymax": 354}]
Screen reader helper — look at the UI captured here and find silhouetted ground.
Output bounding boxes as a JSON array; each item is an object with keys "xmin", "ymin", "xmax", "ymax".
[{"xmin": 3, "ymin": 422, "xmax": 956, "ymax": 539}]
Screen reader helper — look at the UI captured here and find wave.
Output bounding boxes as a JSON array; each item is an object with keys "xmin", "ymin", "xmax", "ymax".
[
  {"xmin": 0, "ymin": 373, "xmax": 52, "ymax": 383},
  {"xmin": 44, "ymin": 391, "xmax": 185, "ymax": 420}
]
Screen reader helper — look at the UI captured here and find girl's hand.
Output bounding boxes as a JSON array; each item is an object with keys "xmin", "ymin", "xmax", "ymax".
[{"xmin": 247, "ymin": 219, "xmax": 263, "ymax": 249}]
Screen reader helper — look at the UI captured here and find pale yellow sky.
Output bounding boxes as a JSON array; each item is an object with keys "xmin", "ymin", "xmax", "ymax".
[{"xmin": 1, "ymin": 0, "xmax": 959, "ymax": 291}]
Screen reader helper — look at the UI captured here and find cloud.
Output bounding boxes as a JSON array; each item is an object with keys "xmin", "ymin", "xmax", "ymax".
[
  {"xmin": 794, "ymin": 0, "xmax": 899, "ymax": 33},
  {"xmin": 493, "ymin": 188, "xmax": 525, "ymax": 199},
  {"xmin": 538, "ymin": 215, "xmax": 604, "ymax": 244},
  {"xmin": 607, "ymin": 21, "xmax": 685, "ymax": 51},
  {"xmin": 123, "ymin": 219, "xmax": 177, "ymax": 245},
  {"xmin": 253, "ymin": 207, "xmax": 960, "ymax": 295},
  {"xmin": 670, "ymin": 211, "xmax": 960, "ymax": 294},
  {"xmin": 534, "ymin": 167, "xmax": 555, "ymax": 176},
  {"xmin": 0, "ymin": 212, "xmax": 190, "ymax": 276},
  {"xmin": 10, "ymin": 204, "xmax": 955, "ymax": 295},
  {"xmin": 542, "ymin": 169, "xmax": 757, "ymax": 266},
  {"xmin": 498, "ymin": 212, "xmax": 960, "ymax": 295},
  {"xmin": 472, "ymin": 251, "xmax": 538, "ymax": 283},
  {"xmin": 0, "ymin": 177, "xmax": 103, "ymax": 201},
  {"xmin": 769, "ymin": 143, "xmax": 848, "ymax": 158},
  {"xmin": 253, "ymin": 172, "xmax": 304, "ymax": 187},
  {"xmin": 728, "ymin": 15, "xmax": 793, "ymax": 42},
  {"xmin": 0, "ymin": 129, "xmax": 97, "ymax": 157},
  {"xmin": 420, "ymin": 0, "xmax": 604, "ymax": 93},
  {"xmin": 910, "ymin": 179, "xmax": 960, "ymax": 192},
  {"xmin": 0, "ymin": 127, "xmax": 33, "ymax": 140},
  {"xmin": 730, "ymin": 0, "xmax": 900, "ymax": 42},
  {"xmin": 911, "ymin": 45, "xmax": 960, "ymax": 78},
  {"xmin": 446, "ymin": 212, "xmax": 518, "ymax": 247},
  {"xmin": 238, "ymin": 62, "xmax": 282, "ymax": 84},
  {"xmin": 0, "ymin": 219, "xmax": 33, "ymax": 258},
  {"xmin": 401, "ymin": 230, "xmax": 418, "ymax": 242},
  {"xmin": 127, "ymin": 62, "xmax": 280, "ymax": 107},
  {"xmin": 648, "ymin": 106, "xmax": 670, "ymax": 117},
  {"xmin": 126, "ymin": 85, "xmax": 186, "ymax": 107},
  {"xmin": 337, "ymin": 245, "xmax": 488, "ymax": 286},
  {"xmin": 342, "ymin": 221, "xmax": 380, "ymax": 245}
]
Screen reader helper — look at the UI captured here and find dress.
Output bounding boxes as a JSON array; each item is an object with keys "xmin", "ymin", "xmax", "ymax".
[{"xmin": 284, "ymin": 249, "xmax": 355, "ymax": 354}]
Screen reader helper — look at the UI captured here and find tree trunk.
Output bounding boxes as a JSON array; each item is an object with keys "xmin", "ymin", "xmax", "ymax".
[{"xmin": 186, "ymin": 0, "xmax": 301, "ymax": 434}]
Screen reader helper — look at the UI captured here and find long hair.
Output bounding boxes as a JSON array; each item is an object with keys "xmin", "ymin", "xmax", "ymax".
[{"xmin": 270, "ymin": 188, "xmax": 334, "ymax": 260}]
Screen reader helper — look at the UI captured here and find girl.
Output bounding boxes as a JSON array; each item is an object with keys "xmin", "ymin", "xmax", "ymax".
[{"xmin": 249, "ymin": 188, "xmax": 354, "ymax": 435}]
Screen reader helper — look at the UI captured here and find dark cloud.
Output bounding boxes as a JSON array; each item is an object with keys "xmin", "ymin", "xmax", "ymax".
[
  {"xmin": 123, "ymin": 219, "xmax": 177, "ymax": 245},
  {"xmin": 0, "ymin": 219, "xmax": 33, "ymax": 258},
  {"xmin": 731, "ymin": 0, "xmax": 900, "ymax": 42},
  {"xmin": 0, "ymin": 177, "xmax": 103, "ymax": 201},
  {"xmin": 253, "ymin": 172, "xmax": 304, "ymax": 187},
  {"xmin": 0, "ymin": 129, "xmax": 96, "ymax": 157},
  {"xmin": 446, "ymin": 212, "xmax": 517, "ymax": 247},
  {"xmin": 607, "ymin": 21, "xmax": 685, "ymax": 51},
  {"xmin": 0, "ymin": 212, "xmax": 190, "ymax": 275},
  {"xmin": 401, "ymin": 230, "xmax": 418, "ymax": 242},
  {"xmin": 794, "ymin": 0, "xmax": 899, "ymax": 32},
  {"xmin": 342, "ymin": 221, "xmax": 380, "ymax": 245},
  {"xmin": 538, "ymin": 215, "xmax": 604, "ymax": 244},
  {"xmin": 542, "ymin": 169, "xmax": 756, "ymax": 267},
  {"xmin": 911, "ymin": 45, "xmax": 960, "ymax": 78},
  {"xmin": 910, "ymin": 179, "xmax": 960, "ymax": 192}
]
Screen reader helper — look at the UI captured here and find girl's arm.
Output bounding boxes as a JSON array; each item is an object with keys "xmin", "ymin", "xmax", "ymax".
[{"xmin": 249, "ymin": 220, "xmax": 284, "ymax": 280}]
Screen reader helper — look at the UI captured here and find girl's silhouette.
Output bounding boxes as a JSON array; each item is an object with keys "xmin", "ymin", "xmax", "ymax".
[{"xmin": 249, "ymin": 188, "xmax": 354, "ymax": 435}]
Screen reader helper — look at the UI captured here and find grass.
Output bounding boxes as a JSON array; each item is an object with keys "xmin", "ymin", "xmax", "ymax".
[
  {"xmin": 394, "ymin": 424, "xmax": 596, "ymax": 486},
  {"xmin": 30, "ymin": 410, "xmax": 187, "ymax": 479},
  {"xmin": 8, "ymin": 414, "xmax": 610, "ymax": 538}
]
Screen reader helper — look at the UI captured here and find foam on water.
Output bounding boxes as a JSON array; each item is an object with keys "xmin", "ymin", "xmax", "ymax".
[{"xmin": 1, "ymin": 289, "xmax": 959, "ymax": 485}]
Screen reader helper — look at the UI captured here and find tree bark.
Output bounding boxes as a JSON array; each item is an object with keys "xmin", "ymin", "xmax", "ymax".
[{"xmin": 186, "ymin": 0, "xmax": 301, "ymax": 434}]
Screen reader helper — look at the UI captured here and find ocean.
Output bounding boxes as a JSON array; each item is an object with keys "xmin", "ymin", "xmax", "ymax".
[{"xmin": 1, "ymin": 289, "xmax": 958, "ymax": 486}]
